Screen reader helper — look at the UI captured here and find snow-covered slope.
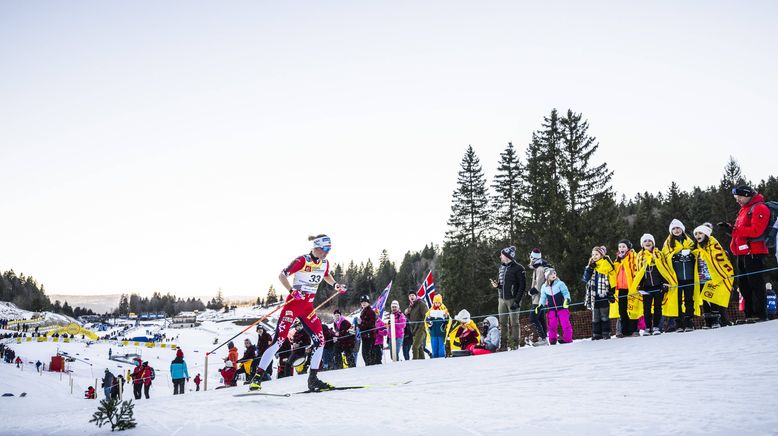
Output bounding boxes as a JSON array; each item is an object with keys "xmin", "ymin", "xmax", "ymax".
[
  {"xmin": 2, "ymin": 320, "xmax": 777, "ymax": 435},
  {"xmin": 0, "ymin": 301, "xmax": 77, "ymax": 327}
]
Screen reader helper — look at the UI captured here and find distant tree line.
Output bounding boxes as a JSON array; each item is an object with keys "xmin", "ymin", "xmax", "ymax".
[
  {"xmin": 114, "ymin": 292, "xmax": 207, "ymax": 317},
  {"xmin": 0, "ymin": 270, "xmax": 95, "ymax": 317},
  {"xmin": 0, "ymin": 270, "xmax": 51, "ymax": 312}
]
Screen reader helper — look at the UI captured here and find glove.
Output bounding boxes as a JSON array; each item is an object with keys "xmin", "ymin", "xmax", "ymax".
[
  {"xmin": 335, "ymin": 283, "xmax": 347, "ymax": 294},
  {"xmin": 529, "ymin": 287, "xmax": 539, "ymax": 296},
  {"xmin": 563, "ymin": 299, "xmax": 570, "ymax": 309},
  {"xmin": 290, "ymin": 290, "xmax": 303, "ymax": 300},
  {"xmin": 510, "ymin": 300, "xmax": 520, "ymax": 311},
  {"xmin": 534, "ymin": 305, "xmax": 541, "ymax": 314},
  {"xmin": 608, "ymin": 289, "xmax": 616, "ymax": 304}
]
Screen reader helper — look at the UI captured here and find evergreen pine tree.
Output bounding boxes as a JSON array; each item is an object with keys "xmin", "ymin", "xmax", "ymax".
[
  {"xmin": 440, "ymin": 146, "xmax": 495, "ymax": 314},
  {"xmin": 89, "ymin": 397, "xmax": 137, "ymax": 431},
  {"xmin": 491, "ymin": 142, "xmax": 524, "ymax": 244},
  {"xmin": 446, "ymin": 145, "xmax": 491, "ymax": 244}
]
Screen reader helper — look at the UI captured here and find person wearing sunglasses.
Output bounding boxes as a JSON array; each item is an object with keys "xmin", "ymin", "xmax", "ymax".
[{"xmin": 249, "ymin": 234, "xmax": 346, "ymax": 392}]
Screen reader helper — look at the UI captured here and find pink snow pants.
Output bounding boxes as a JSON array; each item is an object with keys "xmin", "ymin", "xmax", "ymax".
[{"xmin": 547, "ymin": 309, "xmax": 573, "ymax": 343}]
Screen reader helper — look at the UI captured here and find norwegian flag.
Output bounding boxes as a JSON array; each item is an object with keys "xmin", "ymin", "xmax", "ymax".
[
  {"xmin": 416, "ymin": 271, "xmax": 436, "ymax": 307},
  {"xmin": 372, "ymin": 281, "xmax": 392, "ymax": 317}
]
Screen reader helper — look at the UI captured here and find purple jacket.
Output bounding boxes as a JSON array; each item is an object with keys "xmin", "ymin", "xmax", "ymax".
[
  {"xmin": 374, "ymin": 318, "xmax": 387, "ymax": 346},
  {"xmin": 389, "ymin": 310, "xmax": 406, "ymax": 339}
]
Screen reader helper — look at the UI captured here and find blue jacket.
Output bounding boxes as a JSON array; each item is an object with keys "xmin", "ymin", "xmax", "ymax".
[
  {"xmin": 170, "ymin": 359, "xmax": 189, "ymax": 380},
  {"xmin": 539, "ymin": 279, "xmax": 571, "ymax": 309}
]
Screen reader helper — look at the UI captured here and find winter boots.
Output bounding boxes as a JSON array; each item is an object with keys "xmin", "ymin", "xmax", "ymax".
[
  {"xmin": 248, "ymin": 369, "xmax": 264, "ymax": 391},
  {"xmin": 307, "ymin": 369, "xmax": 333, "ymax": 392}
]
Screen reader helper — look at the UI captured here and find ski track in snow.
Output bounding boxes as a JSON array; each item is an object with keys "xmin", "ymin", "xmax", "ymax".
[{"xmin": 1, "ymin": 320, "xmax": 777, "ymax": 435}]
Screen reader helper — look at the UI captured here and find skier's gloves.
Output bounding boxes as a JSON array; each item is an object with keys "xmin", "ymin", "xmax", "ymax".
[
  {"xmin": 563, "ymin": 299, "xmax": 570, "ymax": 309},
  {"xmin": 290, "ymin": 290, "xmax": 303, "ymax": 300}
]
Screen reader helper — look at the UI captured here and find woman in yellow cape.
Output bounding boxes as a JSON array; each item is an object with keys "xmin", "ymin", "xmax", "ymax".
[
  {"xmin": 661, "ymin": 219, "xmax": 701, "ymax": 332},
  {"xmin": 692, "ymin": 223, "xmax": 735, "ymax": 328},
  {"xmin": 448, "ymin": 309, "xmax": 482, "ymax": 353},
  {"xmin": 630, "ymin": 234, "xmax": 677, "ymax": 335}
]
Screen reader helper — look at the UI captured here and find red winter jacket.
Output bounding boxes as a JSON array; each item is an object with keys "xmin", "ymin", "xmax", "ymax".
[{"xmin": 731, "ymin": 194, "xmax": 770, "ymax": 255}]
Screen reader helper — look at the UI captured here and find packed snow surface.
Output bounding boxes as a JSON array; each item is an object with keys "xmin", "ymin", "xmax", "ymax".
[{"xmin": 2, "ymin": 320, "xmax": 777, "ymax": 435}]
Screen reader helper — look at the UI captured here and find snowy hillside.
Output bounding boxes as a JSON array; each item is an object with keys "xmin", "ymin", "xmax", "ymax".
[
  {"xmin": 2, "ymin": 320, "xmax": 777, "ymax": 435},
  {"xmin": 0, "ymin": 301, "xmax": 77, "ymax": 326}
]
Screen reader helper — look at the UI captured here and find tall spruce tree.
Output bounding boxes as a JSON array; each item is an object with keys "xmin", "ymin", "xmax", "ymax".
[
  {"xmin": 491, "ymin": 142, "xmax": 524, "ymax": 244},
  {"xmin": 440, "ymin": 146, "xmax": 495, "ymax": 315},
  {"xmin": 521, "ymin": 109, "xmax": 567, "ymax": 266},
  {"xmin": 559, "ymin": 109, "xmax": 613, "ymax": 214},
  {"xmin": 446, "ymin": 145, "xmax": 491, "ymax": 244}
]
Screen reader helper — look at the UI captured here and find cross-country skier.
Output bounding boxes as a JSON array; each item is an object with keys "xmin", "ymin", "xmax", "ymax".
[{"xmin": 249, "ymin": 234, "xmax": 346, "ymax": 392}]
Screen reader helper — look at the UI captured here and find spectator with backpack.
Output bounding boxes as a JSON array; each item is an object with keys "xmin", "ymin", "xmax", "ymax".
[
  {"xmin": 720, "ymin": 186, "xmax": 775, "ymax": 322},
  {"xmin": 142, "ymin": 361, "xmax": 154, "ymax": 399}
]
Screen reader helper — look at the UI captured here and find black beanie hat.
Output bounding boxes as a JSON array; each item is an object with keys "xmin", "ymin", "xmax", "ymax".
[
  {"xmin": 618, "ymin": 239, "xmax": 633, "ymax": 250},
  {"xmin": 732, "ymin": 185, "xmax": 756, "ymax": 197}
]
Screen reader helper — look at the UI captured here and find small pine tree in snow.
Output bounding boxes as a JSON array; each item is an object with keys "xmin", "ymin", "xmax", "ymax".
[{"xmin": 89, "ymin": 397, "xmax": 137, "ymax": 431}]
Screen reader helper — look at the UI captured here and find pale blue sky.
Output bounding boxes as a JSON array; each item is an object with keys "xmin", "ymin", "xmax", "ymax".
[{"xmin": 1, "ymin": 1, "xmax": 776, "ymax": 297}]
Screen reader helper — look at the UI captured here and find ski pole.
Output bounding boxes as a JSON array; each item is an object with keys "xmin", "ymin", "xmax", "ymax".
[
  {"xmin": 206, "ymin": 302, "xmax": 287, "ymax": 356},
  {"xmin": 307, "ymin": 290, "xmax": 343, "ymax": 320}
]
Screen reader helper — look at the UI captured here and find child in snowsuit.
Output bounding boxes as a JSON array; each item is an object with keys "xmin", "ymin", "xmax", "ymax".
[
  {"xmin": 538, "ymin": 268, "xmax": 573, "ymax": 344},
  {"xmin": 471, "ymin": 316, "xmax": 500, "ymax": 355},
  {"xmin": 425, "ymin": 294, "xmax": 451, "ymax": 359},
  {"xmin": 373, "ymin": 309, "xmax": 387, "ymax": 364},
  {"xmin": 85, "ymin": 386, "xmax": 96, "ymax": 399}
]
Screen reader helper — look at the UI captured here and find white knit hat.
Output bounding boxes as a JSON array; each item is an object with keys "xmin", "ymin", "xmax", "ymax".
[
  {"xmin": 693, "ymin": 223, "xmax": 713, "ymax": 237},
  {"xmin": 669, "ymin": 219, "xmax": 685, "ymax": 233},
  {"xmin": 390, "ymin": 300, "xmax": 399, "ymax": 308},
  {"xmin": 454, "ymin": 309, "xmax": 471, "ymax": 323},
  {"xmin": 640, "ymin": 233, "xmax": 655, "ymax": 246},
  {"xmin": 544, "ymin": 268, "xmax": 557, "ymax": 279}
]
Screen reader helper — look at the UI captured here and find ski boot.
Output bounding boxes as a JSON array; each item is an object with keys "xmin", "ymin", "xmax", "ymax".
[
  {"xmin": 307, "ymin": 369, "xmax": 333, "ymax": 392},
  {"xmin": 248, "ymin": 369, "xmax": 264, "ymax": 391}
]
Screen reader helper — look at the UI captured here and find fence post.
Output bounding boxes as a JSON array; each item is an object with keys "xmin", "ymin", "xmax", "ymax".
[
  {"xmin": 203, "ymin": 354, "xmax": 208, "ymax": 392},
  {"xmin": 389, "ymin": 314, "xmax": 397, "ymax": 362}
]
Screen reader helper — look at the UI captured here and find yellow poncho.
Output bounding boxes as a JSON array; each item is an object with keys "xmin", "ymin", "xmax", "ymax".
[
  {"xmin": 661, "ymin": 234, "xmax": 701, "ymax": 317},
  {"xmin": 630, "ymin": 248, "xmax": 678, "ymax": 316},
  {"xmin": 693, "ymin": 236, "xmax": 735, "ymax": 307}
]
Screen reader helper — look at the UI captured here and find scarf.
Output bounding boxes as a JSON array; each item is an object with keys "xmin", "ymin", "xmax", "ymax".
[{"xmin": 630, "ymin": 248, "xmax": 677, "ymax": 295}]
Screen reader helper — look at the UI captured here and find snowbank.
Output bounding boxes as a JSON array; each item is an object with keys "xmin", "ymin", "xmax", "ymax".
[{"xmin": 1, "ymin": 319, "xmax": 776, "ymax": 435}]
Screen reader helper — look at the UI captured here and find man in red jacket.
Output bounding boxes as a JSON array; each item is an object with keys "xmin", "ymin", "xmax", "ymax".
[{"xmin": 726, "ymin": 186, "xmax": 770, "ymax": 321}]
